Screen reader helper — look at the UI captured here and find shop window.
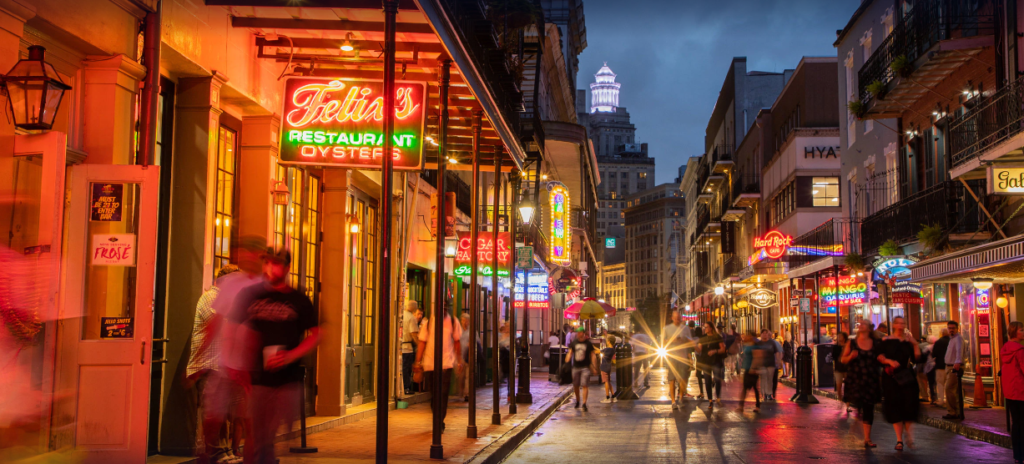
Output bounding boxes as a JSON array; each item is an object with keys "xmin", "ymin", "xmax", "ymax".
[
  {"xmin": 213, "ymin": 127, "xmax": 238, "ymax": 275},
  {"xmin": 810, "ymin": 177, "xmax": 840, "ymax": 206}
]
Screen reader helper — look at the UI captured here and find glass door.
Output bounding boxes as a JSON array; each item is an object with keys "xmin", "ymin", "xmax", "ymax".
[{"xmin": 346, "ymin": 188, "xmax": 378, "ymax": 403}]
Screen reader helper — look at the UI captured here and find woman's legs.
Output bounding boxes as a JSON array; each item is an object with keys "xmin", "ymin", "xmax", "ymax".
[
  {"xmin": 893, "ymin": 421, "xmax": 904, "ymax": 447},
  {"xmin": 860, "ymin": 404, "xmax": 875, "ymax": 444},
  {"xmin": 1008, "ymin": 398, "xmax": 1024, "ymax": 461},
  {"xmin": 703, "ymin": 370, "xmax": 715, "ymax": 401}
]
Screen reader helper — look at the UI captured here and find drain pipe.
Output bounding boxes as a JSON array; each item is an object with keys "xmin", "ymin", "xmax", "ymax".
[{"xmin": 138, "ymin": 1, "xmax": 161, "ymax": 166}]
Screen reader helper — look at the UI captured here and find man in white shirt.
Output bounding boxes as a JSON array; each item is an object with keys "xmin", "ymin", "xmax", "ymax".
[
  {"xmin": 661, "ymin": 310, "xmax": 692, "ymax": 409},
  {"xmin": 943, "ymin": 320, "xmax": 965, "ymax": 420},
  {"xmin": 401, "ymin": 301, "xmax": 420, "ymax": 394},
  {"xmin": 414, "ymin": 308, "xmax": 463, "ymax": 431}
]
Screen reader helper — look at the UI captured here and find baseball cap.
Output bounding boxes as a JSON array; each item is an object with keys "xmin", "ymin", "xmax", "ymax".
[
  {"xmin": 263, "ymin": 247, "xmax": 292, "ymax": 265},
  {"xmin": 575, "ymin": 326, "xmax": 586, "ymax": 332}
]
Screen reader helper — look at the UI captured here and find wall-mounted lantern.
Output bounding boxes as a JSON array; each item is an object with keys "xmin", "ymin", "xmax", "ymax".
[{"xmin": 4, "ymin": 46, "xmax": 71, "ymax": 131}]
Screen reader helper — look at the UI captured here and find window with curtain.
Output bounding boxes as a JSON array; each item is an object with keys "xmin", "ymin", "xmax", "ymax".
[
  {"xmin": 213, "ymin": 127, "xmax": 238, "ymax": 275},
  {"xmin": 811, "ymin": 177, "xmax": 840, "ymax": 206}
]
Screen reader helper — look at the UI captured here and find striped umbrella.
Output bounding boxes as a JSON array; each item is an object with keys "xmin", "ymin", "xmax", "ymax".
[{"xmin": 563, "ymin": 298, "xmax": 617, "ymax": 320}]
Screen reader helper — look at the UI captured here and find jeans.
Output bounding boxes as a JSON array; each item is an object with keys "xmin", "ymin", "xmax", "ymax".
[
  {"xmin": 402, "ymin": 352, "xmax": 416, "ymax": 393},
  {"xmin": 250, "ymin": 383, "xmax": 301, "ymax": 464},
  {"xmin": 702, "ymin": 365, "xmax": 723, "ymax": 400},
  {"xmin": 761, "ymin": 367, "xmax": 776, "ymax": 399},
  {"xmin": 1008, "ymin": 398, "xmax": 1024, "ymax": 461},
  {"xmin": 425, "ymin": 369, "xmax": 454, "ymax": 425}
]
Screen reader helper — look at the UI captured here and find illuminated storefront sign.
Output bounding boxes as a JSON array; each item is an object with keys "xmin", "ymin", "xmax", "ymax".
[
  {"xmin": 749, "ymin": 230, "xmax": 793, "ymax": 265},
  {"xmin": 746, "ymin": 288, "xmax": 779, "ymax": 309},
  {"xmin": 452, "ymin": 231, "xmax": 512, "ymax": 277},
  {"xmin": 987, "ymin": 165, "xmax": 1024, "ymax": 195},
  {"xmin": 891, "ymin": 281, "xmax": 923, "ymax": 304},
  {"xmin": 976, "ymin": 287, "xmax": 991, "ymax": 313},
  {"xmin": 820, "ymin": 275, "xmax": 867, "ymax": 307},
  {"xmin": 873, "ymin": 256, "xmax": 917, "ymax": 279},
  {"xmin": 278, "ymin": 78, "xmax": 426, "ymax": 169},
  {"xmin": 549, "ymin": 182, "xmax": 572, "ymax": 264},
  {"xmin": 515, "ymin": 271, "xmax": 550, "ymax": 309},
  {"xmin": 605, "ymin": 237, "xmax": 616, "ymax": 248}
]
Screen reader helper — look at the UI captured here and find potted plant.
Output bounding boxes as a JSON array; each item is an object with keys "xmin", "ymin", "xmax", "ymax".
[
  {"xmin": 847, "ymin": 100, "xmax": 867, "ymax": 119},
  {"xmin": 890, "ymin": 55, "xmax": 912, "ymax": 78},
  {"xmin": 866, "ymin": 80, "xmax": 886, "ymax": 100},
  {"xmin": 844, "ymin": 252, "xmax": 865, "ymax": 274},
  {"xmin": 917, "ymin": 223, "xmax": 943, "ymax": 255},
  {"xmin": 879, "ymin": 239, "xmax": 901, "ymax": 257}
]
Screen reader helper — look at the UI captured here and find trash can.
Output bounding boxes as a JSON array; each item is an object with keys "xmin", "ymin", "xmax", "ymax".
[
  {"xmin": 812, "ymin": 344, "xmax": 835, "ymax": 388},
  {"xmin": 549, "ymin": 347, "xmax": 567, "ymax": 382}
]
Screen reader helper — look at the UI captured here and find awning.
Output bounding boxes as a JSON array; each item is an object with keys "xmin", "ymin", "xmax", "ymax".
[{"xmin": 909, "ymin": 233, "xmax": 1024, "ymax": 284}]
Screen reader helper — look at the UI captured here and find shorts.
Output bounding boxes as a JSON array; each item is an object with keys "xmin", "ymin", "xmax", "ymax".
[
  {"xmin": 572, "ymin": 367, "xmax": 592, "ymax": 388},
  {"xmin": 203, "ymin": 369, "xmax": 248, "ymax": 422},
  {"xmin": 665, "ymin": 353, "xmax": 689, "ymax": 380},
  {"xmin": 601, "ymin": 371, "xmax": 610, "ymax": 383}
]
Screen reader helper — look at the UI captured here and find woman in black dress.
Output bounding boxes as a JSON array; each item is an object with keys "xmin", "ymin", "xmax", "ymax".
[
  {"xmin": 877, "ymin": 316, "xmax": 922, "ymax": 451},
  {"xmin": 842, "ymin": 321, "xmax": 882, "ymax": 448}
]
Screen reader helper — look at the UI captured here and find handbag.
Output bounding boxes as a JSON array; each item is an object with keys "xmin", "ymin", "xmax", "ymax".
[{"xmin": 888, "ymin": 365, "xmax": 915, "ymax": 386}]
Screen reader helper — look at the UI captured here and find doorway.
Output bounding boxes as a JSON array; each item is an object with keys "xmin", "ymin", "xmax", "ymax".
[{"xmin": 346, "ymin": 187, "xmax": 378, "ymax": 404}]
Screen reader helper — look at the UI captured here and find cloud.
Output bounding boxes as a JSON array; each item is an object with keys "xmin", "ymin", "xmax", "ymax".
[{"xmin": 578, "ymin": 0, "xmax": 859, "ymax": 184}]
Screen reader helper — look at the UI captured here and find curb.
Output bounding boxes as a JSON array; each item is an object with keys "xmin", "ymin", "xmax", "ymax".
[
  {"xmin": 780, "ymin": 379, "xmax": 1011, "ymax": 449},
  {"xmin": 463, "ymin": 385, "xmax": 573, "ymax": 464}
]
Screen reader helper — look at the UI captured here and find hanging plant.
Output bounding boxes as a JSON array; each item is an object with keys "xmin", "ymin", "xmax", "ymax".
[
  {"xmin": 879, "ymin": 239, "xmax": 901, "ymax": 257},
  {"xmin": 890, "ymin": 55, "xmax": 912, "ymax": 78},
  {"xmin": 866, "ymin": 80, "xmax": 886, "ymax": 100},
  {"xmin": 847, "ymin": 100, "xmax": 867, "ymax": 119},
  {"xmin": 917, "ymin": 223, "xmax": 944, "ymax": 253},
  {"xmin": 844, "ymin": 253, "xmax": 865, "ymax": 273}
]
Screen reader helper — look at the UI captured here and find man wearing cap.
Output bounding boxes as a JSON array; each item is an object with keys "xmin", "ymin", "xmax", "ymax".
[
  {"xmin": 566, "ymin": 327, "xmax": 598, "ymax": 411},
  {"xmin": 234, "ymin": 248, "xmax": 320, "ymax": 464}
]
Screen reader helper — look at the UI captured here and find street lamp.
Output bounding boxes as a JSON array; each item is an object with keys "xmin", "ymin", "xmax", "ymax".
[
  {"xmin": 2, "ymin": 46, "xmax": 71, "ymax": 131},
  {"xmin": 518, "ymin": 196, "xmax": 535, "ymax": 225},
  {"xmin": 714, "ymin": 286, "xmax": 725, "ymax": 296},
  {"xmin": 972, "ymin": 277, "xmax": 994, "ymax": 291},
  {"xmin": 444, "ymin": 237, "xmax": 458, "ymax": 258}
]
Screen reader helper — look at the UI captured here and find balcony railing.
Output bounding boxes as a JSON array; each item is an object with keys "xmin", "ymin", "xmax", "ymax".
[
  {"xmin": 731, "ymin": 173, "xmax": 760, "ymax": 204},
  {"xmin": 858, "ymin": 0, "xmax": 996, "ymax": 104},
  {"xmin": 693, "ymin": 203, "xmax": 710, "ymax": 239},
  {"xmin": 789, "ymin": 218, "xmax": 859, "ymax": 268},
  {"xmin": 950, "ymin": 75, "xmax": 1024, "ymax": 169},
  {"xmin": 860, "ymin": 180, "xmax": 984, "ymax": 253},
  {"xmin": 709, "ymin": 144, "xmax": 734, "ymax": 165}
]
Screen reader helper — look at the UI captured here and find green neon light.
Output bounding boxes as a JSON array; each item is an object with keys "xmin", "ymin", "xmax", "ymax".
[{"xmin": 453, "ymin": 264, "xmax": 510, "ymax": 277}]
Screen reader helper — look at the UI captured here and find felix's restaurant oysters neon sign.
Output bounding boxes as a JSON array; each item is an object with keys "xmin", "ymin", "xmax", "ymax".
[{"xmin": 278, "ymin": 78, "xmax": 426, "ymax": 169}]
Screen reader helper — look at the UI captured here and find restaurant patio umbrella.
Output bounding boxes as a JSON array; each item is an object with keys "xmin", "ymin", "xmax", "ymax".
[{"xmin": 563, "ymin": 298, "xmax": 617, "ymax": 320}]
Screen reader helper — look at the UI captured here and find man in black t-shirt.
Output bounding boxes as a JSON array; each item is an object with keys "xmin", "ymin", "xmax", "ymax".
[
  {"xmin": 565, "ymin": 327, "xmax": 598, "ymax": 411},
  {"xmin": 236, "ymin": 248, "xmax": 320, "ymax": 464}
]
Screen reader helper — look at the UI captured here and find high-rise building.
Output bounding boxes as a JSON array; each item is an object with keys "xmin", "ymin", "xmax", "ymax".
[
  {"xmin": 623, "ymin": 183, "xmax": 686, "ymax": 311},
  {"xmin": 578, "ymin": 63, "xmax": 656, "ymax": 243}
]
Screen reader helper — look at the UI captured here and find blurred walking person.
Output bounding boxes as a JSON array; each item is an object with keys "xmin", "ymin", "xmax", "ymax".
[
  {"xmin": 661, "ymin": 310, "xmax": 690, "ymax": 409},
  {"xmin": 944, "ymin": 321, "xmax": 966, "ymax": 420},
  {"xmin": 759, "ymin": 329, "xmax": 780, "ymax": 401},
  {"xmin": 401, "ymin": 301, "xmax": 421, "ymax": 395},
  {"xmin": 842, "ymin": 321, "xmax": 881, "ymax": 448},
  {"xmin": 832, "ymin": 332, "xmax": 850, "ymax": 412},
  {"xmin": 238, "ymin": 248, "xmax": 320, "ymax": 464},
  {"xmin": 917, "ymin": 335, "xmax": 935, "ymax": 403},
  {"xmin": 600, "ymin": 335, "xmax": 617, "ymax": 403},
  {"xmin": 782, "ymin": 332, "xmax": 794, "ymax": 378},
  {"xmin": 414, "ymin": 302, "xmax": 462, "ymax": 432},
  {"xmin": 187, "ymin": 265, "xmax": 240, "ymax": 464},
  {"xmin": 566, "ymin": 327, "xmax": 598, "ymax": 411},
  {"xmin": 696, "ymin": 322, "xmax": 726, "ymax": 409},
  {"xmin": 458, "ymin": 313, "xmax": 472, "ymax": 401},
  {"xmin": 877, "ymin": 316, "xmax": 921, "ymax": 451},
  {"xmin": 630, "ymin": 330, "xmax": 652, "ymax": 388},
  {"xmin": 737, "ymin": 331, "xmax": 763, "ymax": 413},
  {"xmin": 932, "ymin": 328, "xmax": 950, "ymax": 407},
  {"xmin": 1000, "ymin": 321, "xmax": 1024, "ymax": 464}
]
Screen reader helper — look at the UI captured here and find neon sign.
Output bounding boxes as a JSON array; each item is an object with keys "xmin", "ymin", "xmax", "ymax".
[
  {"xmin": 515, "ymin": 271, "xmax": 550, "ymax": 309},
  {"xmin": 278, "ymin": 78, "xmax": 426, "ymax": 170},
  {"xmin": 749, "ymin": 230, "xmax": 793, "ymax": 265},
  {"xmin": 820, "ymin": 275, "xmax": 867, "ymax": 307},
  {"xmin": 549, "ymin": 182, "xmax": 572, "ymax": 264},
  {"xmin": 976, "ymin": 288, "xmax": 991, "ymax": 313},
  {"xmin": 452, "ymin": 231, "xmax": 512, "ymax": 277}
]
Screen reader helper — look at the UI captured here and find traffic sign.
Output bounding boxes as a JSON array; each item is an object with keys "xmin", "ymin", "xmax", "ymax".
[
  {"xmin": 516, "ymin": 246, "xmax": 534, "ymax": 268},
  {"xmin": 799, "ymin": 298, "xmax": 811, "ymax": 313}
]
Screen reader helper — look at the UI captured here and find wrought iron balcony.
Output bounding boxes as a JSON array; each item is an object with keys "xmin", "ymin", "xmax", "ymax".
[
  {"xmin": 950, "ymin": 75, "xmax": 1024, "ymax": 170},
  {"xmin": 731, "ymin": 173, "xmax": 760, "ymax": 208},
  {"xmin": 709, "ymin": 144, "xmax": 734, "ymax": 174},
  {"xmin": 860, "ymin": 180, "xmax": 984, "ymax": 253},
  {"xmin": 857, "ymin": 0, "xmax": 995, "ymax": 116},
  {"xmin": 789, "ymin": 218, "xmax": 859, "ymax": 268}
]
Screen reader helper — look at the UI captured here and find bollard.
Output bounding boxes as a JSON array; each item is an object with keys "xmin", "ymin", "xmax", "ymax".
[
  {"xmin": 516, "ymin": 340, "xmax": 533, "ymax": 403},
  {"xmin": 616, "ymin": 342, "xmax": 639, "ymax": 400},
  {"xmin": 789, "ymin": 345, "xmax": 819, "ymax": 404}
]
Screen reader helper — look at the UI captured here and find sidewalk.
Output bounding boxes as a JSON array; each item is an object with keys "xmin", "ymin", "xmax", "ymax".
[
  {"xmin": 273, "ymin": 371, "xmax": 571, "ymax": 463},
  {"xmin": 780, "ymin": 377, "xmax": 1011, "ymax": 449}
]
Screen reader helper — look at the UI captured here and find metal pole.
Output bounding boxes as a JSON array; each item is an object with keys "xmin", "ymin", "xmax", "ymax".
[
  {"xmin": 138, "ymin": 0, "xmax": 161, "ymax": 167},
  {"xmin": 376, "ymin": 2, "xmax": 399, "ymax": 461},
  {"xmin": 814, "ymin": 274, "xmax": 821, "ymax": 344},
  {"xmin": 467, "ymin": 111, "xmax": 482, "ymax": 439},
  {"xmin": 492, "ymin": 146, "xmax": 503, "ymax": 425},
  {"xmin": 507, "ymin": 173, "xmax": 517, "ymax": 414},
  {"xmin": 429, "ymin": 57, "xmax": 451, "ymax": 460},
  {"xmin": 516, "ymin": 173, "xmax": 533, "ymax": 403}
]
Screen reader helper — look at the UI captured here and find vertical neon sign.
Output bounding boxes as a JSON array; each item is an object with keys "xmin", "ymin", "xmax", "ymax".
[{"xmin": 549, "ymin": 182, "xmax": 571, "ymax": 265}]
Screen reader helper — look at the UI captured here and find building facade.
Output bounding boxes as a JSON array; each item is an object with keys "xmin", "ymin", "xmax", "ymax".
[{"xmin": 624, "ymin": 183, "xmax": 686, "ymax": 314}]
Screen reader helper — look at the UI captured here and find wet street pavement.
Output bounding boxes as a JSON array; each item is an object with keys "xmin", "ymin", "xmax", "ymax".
[{"xmin": 506, "ymin": 367, "xmax": 1014, "ymax": 463}]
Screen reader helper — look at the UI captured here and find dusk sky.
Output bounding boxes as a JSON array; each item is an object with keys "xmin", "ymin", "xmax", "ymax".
[{"xmin": 577, "ymin": 0, "xmax": 860, "ymax": 185}]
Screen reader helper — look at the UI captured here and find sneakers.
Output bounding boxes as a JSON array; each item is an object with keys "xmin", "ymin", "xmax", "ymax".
[
  {"xmin": 215, "ymin": 452, "xmax": 242, "ymax": 464},
  {"xmin": 715, "ymin": 398, "xmax": 722, "ymax": 405},
  {"xmin": 601, "ymin": 397, "xmax": 613, "ymax": 404},
  {"xmin": 582, "ymin": 404, "xmax": 588, "ymax": 412},
  {"xmin": 671, "ymin": 402, "xmax": 678, "ymax": 410}
]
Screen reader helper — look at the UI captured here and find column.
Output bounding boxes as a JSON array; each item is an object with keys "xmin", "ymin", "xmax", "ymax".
[
  {"xmin": 81, "ymin": 54, "xmax": 146, "ymax": 165},
  {"xmin": 158, "ymin": 73, "xmax": 226, "ymax": 452},
  {"xmin": 238, "ymin": 115, "xmax": 280, "ymax": 241},
  {"xmin": 317, "ymin": 168, "xmax": 350, "ymax": 416}
]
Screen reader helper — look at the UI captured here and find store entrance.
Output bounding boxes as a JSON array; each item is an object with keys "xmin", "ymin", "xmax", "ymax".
[{"xmin": 346, "ymin": 188, "xmax": 379, "ymax": 404}]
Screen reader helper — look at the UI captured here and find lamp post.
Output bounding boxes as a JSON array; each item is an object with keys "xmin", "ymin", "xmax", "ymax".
[{"xmin": 515, "ymin": 175, "xmax": 533, "ymax": 404}]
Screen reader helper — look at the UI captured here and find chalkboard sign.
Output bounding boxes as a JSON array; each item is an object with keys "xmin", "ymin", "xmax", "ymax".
[
  {"xmin": 100, "ymin": 317, "xmax": 133, "ymax": 339},
  {"xmin": 813, "ymin": 343, "xmax": 835, "ymax": 388}
]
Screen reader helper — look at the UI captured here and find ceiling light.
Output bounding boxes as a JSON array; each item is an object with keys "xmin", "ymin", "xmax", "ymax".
[{"xmin": 340, "ymin": 32, "xmax": 355, "ymax": 52}]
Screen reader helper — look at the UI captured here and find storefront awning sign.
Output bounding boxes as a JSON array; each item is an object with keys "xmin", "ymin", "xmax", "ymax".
[
  {"xmin": 873, "ymin": 256, "xmax": 917, "ymax": 280},
  {"xmin": 278, "ymin": 78, "xmax": 426, "ymax": 170},
  {"xmin": 453, "ymin": 231, "xmax": 511, "ymax": 277},
  {"xmin": 745, "ymin": 288, "xmax": 778, "ymax": 308},
  {"xmin": 820, "ymin": 275, "xmax": 867, "ymax": 307}
]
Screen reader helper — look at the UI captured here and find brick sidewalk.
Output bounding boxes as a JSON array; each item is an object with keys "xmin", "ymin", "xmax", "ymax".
[{"xmin": 273, "ymin": 372, "xmax": 571, "ymax": 462}]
